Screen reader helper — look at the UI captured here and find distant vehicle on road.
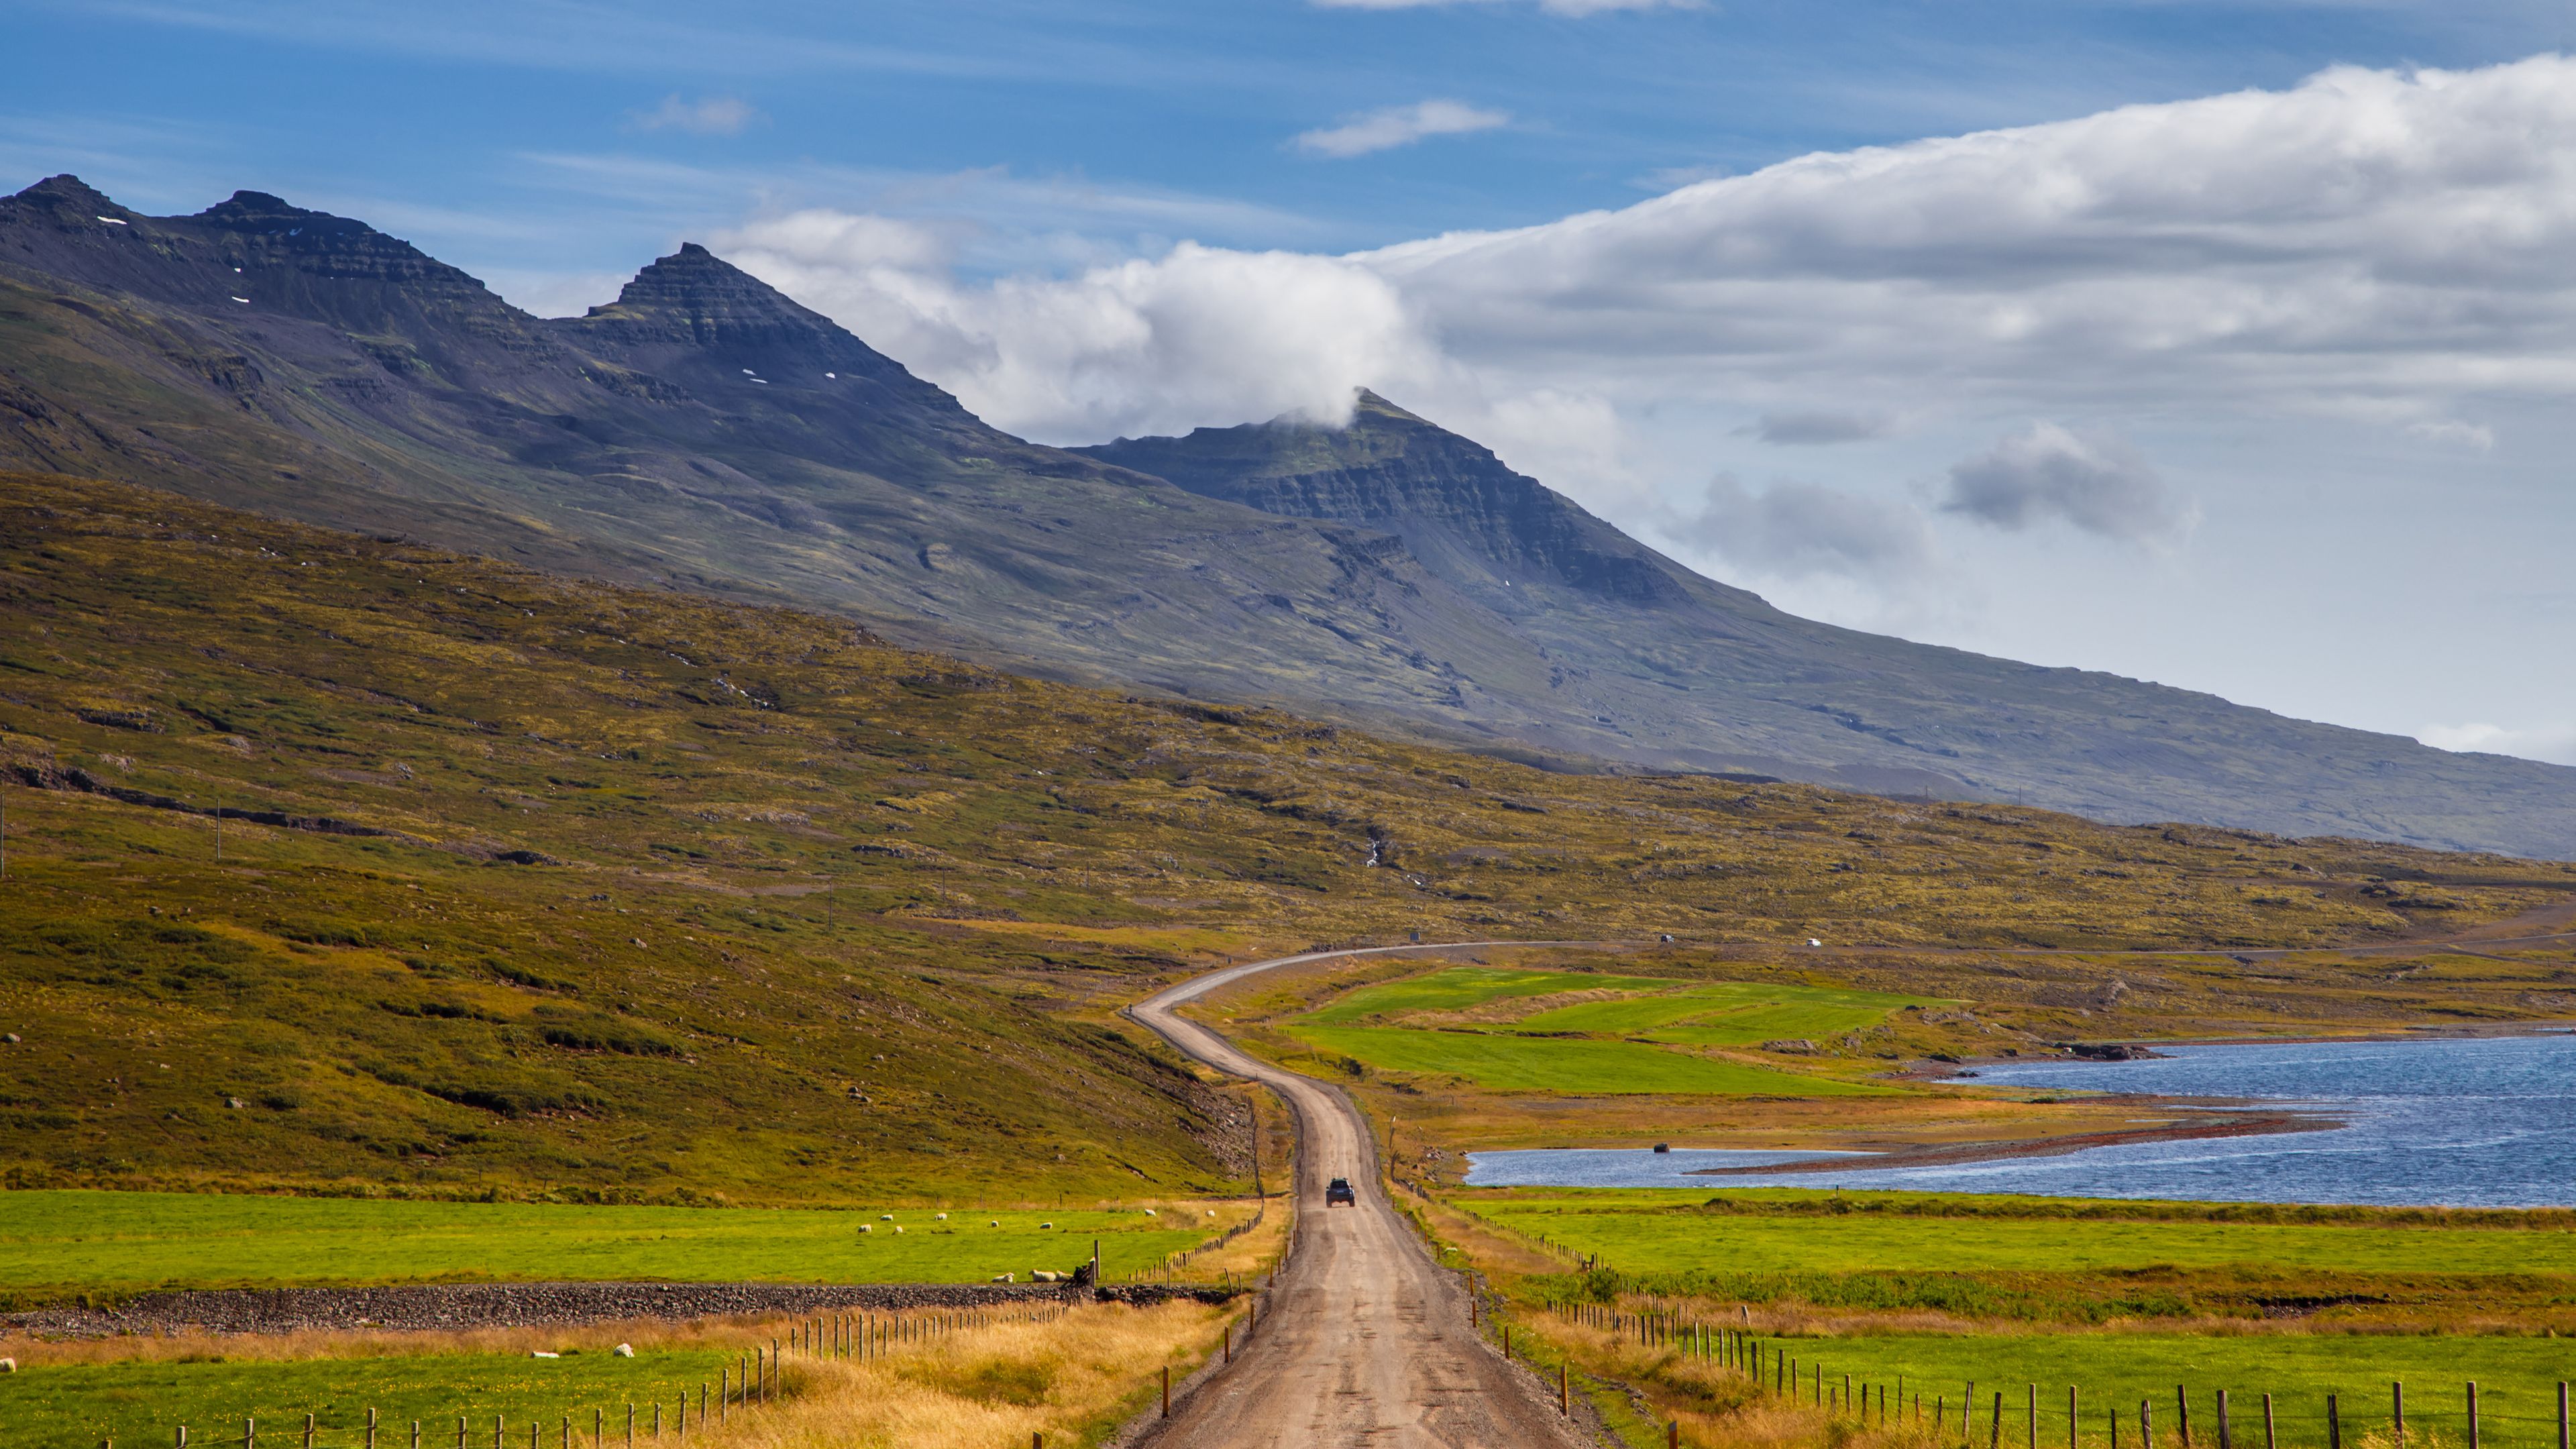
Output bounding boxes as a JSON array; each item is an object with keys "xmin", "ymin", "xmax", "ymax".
[{"xmin": 1326, "ymin": 1177, "xmax": 1356, "ymax": 1206}]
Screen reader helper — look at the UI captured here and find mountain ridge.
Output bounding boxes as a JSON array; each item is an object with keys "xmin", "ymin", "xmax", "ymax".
[{"xmin": 3, "ymin": 173, "xmax": 2571, "ymax": 857}]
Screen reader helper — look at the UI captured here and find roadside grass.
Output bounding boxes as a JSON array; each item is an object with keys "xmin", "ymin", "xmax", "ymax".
[
  {"xmin": 1, "ymin": 1297, "xmax": 1224, "ymax": 1449},
  {"xmin": 1285, "ymin": 1026, "xmax": 1897, "ymax": 1096},
  {"xmin": 0, "ymin": 1191, "xmax": 1252, "ymax": 1298}
]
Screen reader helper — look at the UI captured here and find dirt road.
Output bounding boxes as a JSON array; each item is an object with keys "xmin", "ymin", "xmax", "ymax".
[{"xmin": 1128, "ymin": 947, "xmax": 1599, "ymax": 1449}]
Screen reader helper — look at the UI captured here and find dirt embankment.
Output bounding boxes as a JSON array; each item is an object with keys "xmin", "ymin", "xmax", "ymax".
[{"xmin": 7, "ymin": 1281, "xmax": 1236, "ymax": 1340}]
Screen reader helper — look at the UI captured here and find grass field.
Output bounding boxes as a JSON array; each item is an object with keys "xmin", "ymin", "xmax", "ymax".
[
  {"xmin": 1466, "ymin": 1193, "xmax": 2576, "ymax": 1276},
  {"xmin": 1290, "ymin": 1026, "xmax": 1896, "ymax": 1095},
  {"xmin": 0, "ymin": 1191, "xmax": 1245, "ymax": 1296},
  {"xmin": 1282, "ymin": 967, "xmax": 1915, "ymax": 1095},
  {"xmin": 1748, "ymin": 1333, "xmax": 2576, "ymax": 1449},
  {"xmin": 1518, "ymin": 983, "xmax": 1945, "ymax": 1045},
  {"xmin": 11, "ymin": 1347, "xmax": 736, "ymax": 1449}
]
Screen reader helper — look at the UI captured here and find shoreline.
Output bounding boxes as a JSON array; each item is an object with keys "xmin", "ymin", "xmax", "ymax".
[{"xmin": 1684, "ymin": 1109, "xmax": 2340, "ymax": 1178}]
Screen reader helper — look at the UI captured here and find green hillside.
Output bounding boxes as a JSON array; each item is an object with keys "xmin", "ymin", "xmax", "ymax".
[{"xmin": 2, "ymin": 472, "xmax": 2571, "ymax": 1202}]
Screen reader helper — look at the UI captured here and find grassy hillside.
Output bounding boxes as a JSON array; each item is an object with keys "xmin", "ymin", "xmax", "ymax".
[{"xmin": 3, "ymin": 472, "xmax": 2572, "ymax": 1201}]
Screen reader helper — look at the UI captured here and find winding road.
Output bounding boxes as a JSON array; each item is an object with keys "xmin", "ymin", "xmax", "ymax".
[{"xmin": 1127, "ymin": 945, "xmax": 1601, "ymax": 1449}]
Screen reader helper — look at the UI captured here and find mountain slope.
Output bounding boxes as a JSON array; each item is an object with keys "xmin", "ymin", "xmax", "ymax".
[
  {"xmin": 1079, "ymin": 393, "xmax": 2576, "ymax": 855},
  {"xmin": 3, "ymin": 174, "xmax": 2572, "ymax": 856}
]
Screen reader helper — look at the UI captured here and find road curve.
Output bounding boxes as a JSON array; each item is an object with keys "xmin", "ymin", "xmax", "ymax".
[{"xmin": 1127, "ymin": 944, "xmax": 1610, "ymax": 1449}]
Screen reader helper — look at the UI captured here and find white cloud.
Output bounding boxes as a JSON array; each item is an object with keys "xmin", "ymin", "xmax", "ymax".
[
  {"xmin": 1293, "ymin": 100, "xmax": 1509, "ymax": 159},
  {"xmin": 716, "ymin": 214, "xmax": 1450, "ymax": 442},
  {"xmin": 1672, "ymin": 476, "xmax": 1939, "ymax": 581},
  {"xmin": 629, "ymin": 95, "xmax": 761, "ymax": 137},
  {"xmin": 1941, "ymin": 421, "xmax": 2190, "ymax": 543},
  {"xmin": 2420, "ymin": 722, "xmax": 2576, "ymax": 767}
]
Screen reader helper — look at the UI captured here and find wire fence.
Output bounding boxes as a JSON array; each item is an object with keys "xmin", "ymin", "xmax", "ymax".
[
  {"xmin": 1534, "ymin": 1302, "xmax": 2576, "ymax": 1449},
  {"xmin": 131, "ymin": 1300, "xmax": 1077, "ymax": 1449}
]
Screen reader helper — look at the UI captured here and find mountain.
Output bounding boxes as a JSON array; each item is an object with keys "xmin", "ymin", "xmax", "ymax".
[{"xmin": 3, "ymin": 174, "xmax": 2572, "ymax": 856}]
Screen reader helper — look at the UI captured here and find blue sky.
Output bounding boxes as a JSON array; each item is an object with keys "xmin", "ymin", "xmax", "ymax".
[
  {"xmin": 7, "ymin": 0, "xmax": 2576, "ymax": 764},
  {"xmin": 13, "ymin": 0, "xmax": 2567, "ymax": 286}
]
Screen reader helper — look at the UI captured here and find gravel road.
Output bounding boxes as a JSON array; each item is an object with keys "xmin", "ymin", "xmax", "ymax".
[{"xmin": 1127, "ymin": 946, "xmax": 1603, "ymax": 1449}]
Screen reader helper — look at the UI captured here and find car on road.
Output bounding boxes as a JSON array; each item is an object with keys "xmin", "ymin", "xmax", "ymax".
[{"xmin": 1325, "ymin": 1177, "xmax": 1356, "ymax": 1206}]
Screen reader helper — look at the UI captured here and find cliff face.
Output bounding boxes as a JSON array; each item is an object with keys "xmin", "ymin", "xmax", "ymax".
[{"xmin": 7, "ymin": 173, "xmax": 2575, "ymax": 857}]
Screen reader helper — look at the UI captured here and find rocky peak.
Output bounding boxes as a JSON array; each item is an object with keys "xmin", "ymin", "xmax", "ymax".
[
  {"xmin": 5, "ymin": 174, "xmax": 128, "ymax": 220},
  {"xmin": 1077, "ymin": 390, "xmax": 1691, "ymax": 606},
  {"xmin": 574, "ymin": 243, "xmax": 846, "ymax": 351}
]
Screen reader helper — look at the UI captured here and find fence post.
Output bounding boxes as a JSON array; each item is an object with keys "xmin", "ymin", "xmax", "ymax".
[
  {"xmin": 2395, "ymin": 1384, "xmax": 2404, "ymax": 1449},
  {"xmin": 2180, "ymin": 1389, "xmax": 2193, "ymax": 1449},
  {"xmin": 2265, "ymin": 1395, "xmax": 2276, "ymax": 1449},
  {"xmin": 2219, "ymin": 1389, "xmax": 2231, "ymax": 1449},
  {"xmin": 1562, "ymin": 1362, "xmax": 1570, "ymax": 1417},
  {"xmin": 2469, "ymin": 1383, "xmax": 2479, "ymax": 1449},
  {"xmin": 1993, "ymin": 1392, "xmax": 2006, "ymax": 1449},
  {"xmin": 2559, "ymin": 1382, "xmax": 2569, "ymax": 1449},
  {"xmin": 2031, "ymin": 1385, "xmax": 2040, "ymax": 1449},
  {"xmin": 2072, "ymin": 1387, "xmax": 2080, "ymax": 1449},
  {"xmin": 305, "ymin": 1416, "xmax": 315, "ymax": 1449},
  {"xmin": 2145, "ymin": 1397, "xmax": 2155, "ymax": 1449},
  {"xmin": 1161, "ymin": 1366, "xmax": 1171, "ymax": 1417},
  {"xmin": 2328, "ymin": 1395, "xmax": 2341, "ymax": 1449},
  {"xmin": 368, "ymin": 1409, "xmax": 378, "ymax": 1449}
]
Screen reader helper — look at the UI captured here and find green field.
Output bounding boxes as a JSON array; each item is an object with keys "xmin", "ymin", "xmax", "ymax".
[
  {"xmin": 10, "ymin": 1348, "xmax": 737, "ymax": 1449},
  {"xmin": 1290, "ymin": 1026, "xmax": 1894, "ymax": 1095},
  {"xmin": 0, "ymin": 1191, "xmax": 1233, "ymax": 1295},
  {"xmin": 1285, "ymin": 968, "xmax": 1913, "ymax": 1095},
  {"xmin": 1472, "ymin": 1195, "xmax": 2576, "ymax": 1275},
  {"xmin": 1517, "ymin": 981, "xmax": 1943, "ymax": 1045},
  {"xmin": 1739, "ymin": 1334, "xmax": 2576, "ymax": 1449},
  {"xmin": 1295, "ymin": 967, "xmax": 1683, "ymax": 1026}
]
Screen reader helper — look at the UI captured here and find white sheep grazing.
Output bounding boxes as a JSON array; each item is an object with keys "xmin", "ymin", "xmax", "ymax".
[
  {"xmin": 612, "ymin": 1344, "xmax": 634, "ymax": 1358},
  {"xmin": 1142, "ymin": 1208, "xmax": 1156, "ymax": 1216},
  {"xmin": 879, "ymin": 1214, "xmax": 894, "ymax": 1221},
  {"xmin": 859, "ymin": 1224, "xmax": 873, "ymax": 1234},
  {"xmin": 1038, "ymin": 1221, "xmax": 1053, "ymax": 1229},
  {"xmin": 934, "ymin": 1212, "xmax": 948, "ymax": 1220},
  {"xmin": 991, "ymin": 1273, "xmax": 1014, "ymax": 1283},
  {"xmin": 989, "ymin": 1220, "xmax": 1000, "ymax": 1228}
]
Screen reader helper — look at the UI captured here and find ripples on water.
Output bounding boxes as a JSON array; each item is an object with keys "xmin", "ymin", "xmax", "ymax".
[{"xmin": 1463, "ymin": 1032, "xmax": 2576, "ymax": 1206}]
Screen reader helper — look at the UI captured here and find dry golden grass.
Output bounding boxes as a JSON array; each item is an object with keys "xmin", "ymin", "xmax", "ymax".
[{"xmin": 709, "ymin": 1298, "xmax": 1238, "ymax": 1449}]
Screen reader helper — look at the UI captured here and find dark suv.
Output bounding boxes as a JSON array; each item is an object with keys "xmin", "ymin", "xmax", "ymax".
[{"xmin": 1325, "ymin": 1177, "xmax": 1356, "ymax": 1206}]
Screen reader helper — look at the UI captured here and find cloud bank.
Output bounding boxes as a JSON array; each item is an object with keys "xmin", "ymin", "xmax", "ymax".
[
  {"xmin": 1293, "ymin": 100, "xmax": 1509, "ymax": 158},
  {"xmin": 722, "ymin": 55, "xmax": 2576, "ymax": 448}
]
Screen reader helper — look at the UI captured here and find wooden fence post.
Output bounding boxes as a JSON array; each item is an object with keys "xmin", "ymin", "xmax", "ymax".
[
  {"xmin": 2071, "ymin": 1387, "xmax": 2080, "ymax": 1449},
  {"xmin": 1161, "ymin": 1366, "xmax": 1171, "ymax": 1417},
  {"xmin": 2180, "ymin": 1389, "xmax": 2192, "ymax": 1449},
  {"xmin": 1562, "ymin": 1362, "xmax": 1570, "ymax": 1417},
  {"xmin": 2031, "ymin": 1385, "xmax": 2039, "ymax": 1449},
  {"xmin": 2265, "ymin": 1395, "xmax": 2276, "ymax": 1449},
  {"xmin": 305, "ymin": 1415, "xmax": 315, "ymax": 1449},
  {"xmin": 2559, "ymin": 1382, "xmax": 2569, "ymax": 1449},
  {"xmin": 1992, "ymin": 1391, "xmax": 2005, "ymax": 1449},
  {"xmin": 2469, "ymin": 1383, "xmax": 2479, "ymax": 1449},
  {"xmin": 2395, "ymin": 1383, "xmax": 2405, "ymax": 1449},
  {"xmin": 2328, "ymin": 1395, "xmax": 2341, "ymax": 1449},
  {"xmin": 2218, "ymin": 1389, "xmax": 2231, "ymax": 1449},
  {"xmin": 2144, "ymin": 1397, "xmax": 2155, "ymax": 1449}
]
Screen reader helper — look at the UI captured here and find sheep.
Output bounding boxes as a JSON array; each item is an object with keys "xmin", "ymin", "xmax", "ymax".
[
  {"xmin": 613, "ymin": 1344, "xmax": 635, "ymax": 1358},
  {"xmin": 934, "ymin": 1212, "xmax": 949, "ymax": 1221},
  {"xmin": 859, "ymin": 1224, "xmax": 873, "ymax": 1234},
  {"xmin": 991, "ymin": 1273, "xmax": 1015, "ymax": 1283},
  {"xmin": 1031, "ymin": 1270, "xmax": 1059, "ymax": 1283}
]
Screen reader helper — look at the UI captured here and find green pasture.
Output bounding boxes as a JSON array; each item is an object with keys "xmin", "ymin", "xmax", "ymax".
[
  {"xmin": 1518, "ymin": 981, "xmax": 1942, "ymax": 1044},
  {"xmin": 8, "ymin": 1347, "xmax": 735, "ymax": 1449},
  {"xmin": 1288, "ymin": 1026, "xmax": 1894, "ymax": 1095},
  {"xmin": 1298, "ymin": 967, "xmax": 1682, "ymax": 1026},
  {"xmin": 1472, "ymin": 1197, "xmax": 2576, "ymax": 1275},
  {"xmin": 0, "ymin": 1191, "xmax": 1230, "ymax": 1296},
  {"xmin": 1743, "ymin": 1334, "xmax": 2576, "ymax": 1449}
]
